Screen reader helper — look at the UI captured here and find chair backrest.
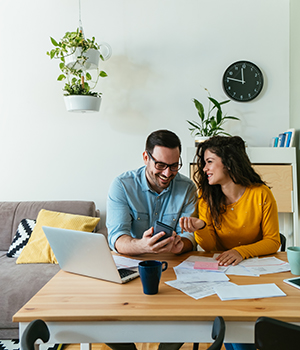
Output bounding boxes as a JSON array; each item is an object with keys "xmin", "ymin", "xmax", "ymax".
[
  {"xmin": 207, "ymin": 316, "xmax": 226, "ymax": 350},
  {"xmin": 280, "ymin": 233, "xmax": 286, "ymax": 251},
  {"xmin": 21, "ymin": 319, "xmax": 50, "ymax": 350},
  {"xmin": 255, "ymin": 316, "xmax": 300, "ymax": 350}
]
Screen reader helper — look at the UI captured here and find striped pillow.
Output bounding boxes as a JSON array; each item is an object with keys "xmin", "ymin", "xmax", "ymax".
[{"xmin": 6, "ymin": 219, "xmax": 36, "ymax": 258}]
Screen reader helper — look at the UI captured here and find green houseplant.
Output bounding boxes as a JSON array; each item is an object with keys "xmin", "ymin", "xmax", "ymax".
[
  {"xmin": 187, "ymin": 88, "xmax": 240, "ymax": 139},
  {"xmin": 47, "ymin": 28, "xmax": 111, "ymax": 112}
]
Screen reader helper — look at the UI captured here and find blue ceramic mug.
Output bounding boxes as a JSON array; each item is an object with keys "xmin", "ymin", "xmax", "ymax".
[{"xmin": 138, "ymin": 260, "xmax": 168, "ymax": 295}]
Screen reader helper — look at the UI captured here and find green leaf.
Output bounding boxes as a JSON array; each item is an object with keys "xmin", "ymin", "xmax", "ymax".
[
  {"xmin": 216, "ymin": 109, "xmax": 222, "ymax": 124},
  {"xmin": 224, "ymin": 116, "xmax": 240, "ymax": 120},
  {"xmin": 86, "ymin": 72, "xmax": 92, "ymax": 80},
  {"xmin": 193, "ymin": 99, "xmax": 205, "ymax": 120},
  {"xmin": 50, "ymin": 37, "xmax": 59, "ymax": 46},
  {"xmin": 57, "ymin": 74, "xmax": 66, "ymax": 81},
  {"xmin": 99, "ymin": 71, "xmax": 108, "ymax": 77}
]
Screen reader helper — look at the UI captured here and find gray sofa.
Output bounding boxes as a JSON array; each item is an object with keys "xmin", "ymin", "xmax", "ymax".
[{"xmin": 0, "ymin": 200, "xmax": 102, "ymax": 339}]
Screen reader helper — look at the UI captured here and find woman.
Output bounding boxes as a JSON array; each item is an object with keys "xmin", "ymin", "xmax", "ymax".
[{"xmin": 180, "ymin": 136, "xmax": 280, "ymax": 350}]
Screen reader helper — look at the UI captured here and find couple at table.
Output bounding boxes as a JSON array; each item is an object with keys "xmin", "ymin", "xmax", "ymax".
[{"xmin": 106, "ymin": 129, "xmax": 281, "ymax": 350}]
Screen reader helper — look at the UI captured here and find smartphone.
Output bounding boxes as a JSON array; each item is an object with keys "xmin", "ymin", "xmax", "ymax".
[
  {"xmin": 283, "ymin": 277, "xmax": 300, "ymax": 290},
  {"xmin": 153, "ymin": 221, "xmax": 174, "ymax": 243}
]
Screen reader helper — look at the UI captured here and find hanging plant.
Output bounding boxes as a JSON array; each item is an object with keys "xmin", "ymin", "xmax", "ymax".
[{"xmin": 47, "ymin": 28, "xmax": 110, "ymax": 97}]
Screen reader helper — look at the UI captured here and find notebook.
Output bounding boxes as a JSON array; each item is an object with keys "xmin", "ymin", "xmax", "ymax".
[{"xmin": 42, "ymin": 226, "xmax": 139, "ymax": 284}]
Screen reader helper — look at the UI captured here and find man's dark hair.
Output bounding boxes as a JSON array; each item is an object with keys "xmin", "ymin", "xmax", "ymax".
[{"xmin": 145, "ymin": 130, "xmax": 182, "ymax": 154}]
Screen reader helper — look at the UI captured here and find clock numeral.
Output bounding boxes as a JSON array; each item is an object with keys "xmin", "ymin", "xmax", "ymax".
[
  {"xmin": 242, "ymin": 63, "xmax": 246, "ymax": 69},
  {"xmin": 248, "ymin": 93, "xmax": 251, "ymax": 98}
]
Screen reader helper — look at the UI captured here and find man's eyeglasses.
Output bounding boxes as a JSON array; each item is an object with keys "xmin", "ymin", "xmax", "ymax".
[{"xmin": 146, "ymin": 151, "xmax": 182, "ymax": 172}]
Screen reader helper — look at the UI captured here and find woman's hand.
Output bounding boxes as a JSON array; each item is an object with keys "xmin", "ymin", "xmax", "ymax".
[
  {"xmin": 179, "ymin": 217, "xmax": 206, "ymax": 233},
  {"xmin": 216, "ymin": 249, "xmax": 243, "ymax": 266}
]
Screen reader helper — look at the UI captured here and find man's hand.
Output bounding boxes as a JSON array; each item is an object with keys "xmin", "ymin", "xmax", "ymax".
[
  {"xmin": 179, "ymin": 216, "xmax": 205, "ymax": 233},
  {"xmin": 115, "ymin": 227, "xmax": 176, "ymax": 255},
  {"xmin": 216, "ymin": 249, "xmax": 243, "ymax": 266}
]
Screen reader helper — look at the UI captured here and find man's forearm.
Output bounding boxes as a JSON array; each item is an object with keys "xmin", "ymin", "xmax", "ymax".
[{"xmin": 114, "ymin": 234, "xmax": 145, "ymax": 256}]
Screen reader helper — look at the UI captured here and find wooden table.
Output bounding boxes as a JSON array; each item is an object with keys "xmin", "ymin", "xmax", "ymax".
[{"xmin": 13, "ymin": 252, "xmax": 300, "ymax": 346}]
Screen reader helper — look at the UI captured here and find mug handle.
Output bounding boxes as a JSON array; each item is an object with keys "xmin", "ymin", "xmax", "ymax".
[
  {"xmin": 99, "ymin": 42, "xmax": 112, "ymax": 61},
  {"xmin": 161, "ymin": 261, "xmax": 168, "ymax": 272}
]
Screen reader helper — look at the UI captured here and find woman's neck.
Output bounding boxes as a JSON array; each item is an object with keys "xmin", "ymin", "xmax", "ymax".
[{"xmin": 221, "ymin": 183, "xmax": 246, "ymax": 205}]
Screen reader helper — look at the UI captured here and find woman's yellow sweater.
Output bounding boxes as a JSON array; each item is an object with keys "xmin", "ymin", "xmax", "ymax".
[{"xmin": 195, "ymin": 185, "xmax": 281, "ymax": 259}]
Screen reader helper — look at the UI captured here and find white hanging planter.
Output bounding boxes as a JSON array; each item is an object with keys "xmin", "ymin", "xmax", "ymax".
[
  {"xmin": 65, "ymin": 48, "xmax": 100, "ymax": 70},
  {"xmin": 65, "ymin": 43, "xmax": 112, "ymax": 70},
  {"xmin": 64, "ymin": 95, "xmax": 102, "ymax": 113}
]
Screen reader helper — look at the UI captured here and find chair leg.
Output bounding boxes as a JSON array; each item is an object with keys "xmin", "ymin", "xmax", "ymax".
[{"xmin": 192, "ymin": 343, "xmax": 199, "ymax": 350}]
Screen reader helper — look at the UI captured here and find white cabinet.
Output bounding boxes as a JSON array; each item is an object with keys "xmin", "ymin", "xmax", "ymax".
[{"xmin": 187, "ymin": 147, "xmax": 298, "ymax": 246}]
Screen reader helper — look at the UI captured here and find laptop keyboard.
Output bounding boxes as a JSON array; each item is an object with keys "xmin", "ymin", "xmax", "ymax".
[{"xmin": 118, "ymin": 268, "xmax": 137, "ymax": 279}]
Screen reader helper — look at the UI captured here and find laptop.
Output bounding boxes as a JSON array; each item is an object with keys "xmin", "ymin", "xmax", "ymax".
[{"xmin": 42, "ymin": 226, "xmax": 139, "ymax": 284}]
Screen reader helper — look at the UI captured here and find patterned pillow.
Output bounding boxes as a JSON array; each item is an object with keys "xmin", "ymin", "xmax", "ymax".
[{"xmin": 6, "ymin": 219, "xmax": 36, "ymax": 258}]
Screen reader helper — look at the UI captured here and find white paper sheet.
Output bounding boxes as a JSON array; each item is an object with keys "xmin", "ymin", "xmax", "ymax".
[
  {"xmin": 174, "ymin": 267, "xmax": 229, "ymax": 282},
  {"xmin": 165, "ymin": 280, "xmax": 236, "ymax": 299},
  {"xmin": 214, "ymin": 283, "xmax": 286, "ymax": 301},
  {"xmin": 113, "ymin": 255, "xmax": 141, "ymax": 268}
]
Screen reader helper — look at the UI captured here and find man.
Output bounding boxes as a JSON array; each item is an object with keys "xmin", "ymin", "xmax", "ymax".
[
  {"xmin": 107, "ymin": 129, "xmax": 197, "ymax": 256},
  {"xmin": 106, "ymin": 129, "xmax": 197, "ymax": 350}
]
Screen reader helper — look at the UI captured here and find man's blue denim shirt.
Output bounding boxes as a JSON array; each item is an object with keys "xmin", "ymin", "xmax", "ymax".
[{"xmin": 106, "ymin": 166, "xmax": 197, "ymax": 251}]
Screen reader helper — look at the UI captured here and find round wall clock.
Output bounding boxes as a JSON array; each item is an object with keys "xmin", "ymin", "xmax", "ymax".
[{"xmin": 222, "ymin": 61, "xmax": 264, "ymax": 102}]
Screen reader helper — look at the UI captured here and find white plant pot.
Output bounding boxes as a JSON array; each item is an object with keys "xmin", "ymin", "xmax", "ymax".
[
  {"xmin": 64, "ymin": 95, "xmax": 102, "ymax": 113},
  {"xmin": 65, "ymin": 48, "xmax": 100, "ymax": 70},
  {"xmin": 195, "ymin": 136, "xmax": 210, "ymax": 147}
]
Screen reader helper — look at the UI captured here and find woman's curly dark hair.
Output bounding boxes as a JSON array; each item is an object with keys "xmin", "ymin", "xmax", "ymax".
[{"xmin": 193, "ymin": 136, "xmax": 266, "ymax": 227}]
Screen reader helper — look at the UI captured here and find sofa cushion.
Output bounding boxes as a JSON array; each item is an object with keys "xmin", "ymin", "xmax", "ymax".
[
  {"xmin": 7, "ymin": 219, "xmax": 36, "ymax": 258},
  {"xmin": 0, "ymin": 254, "xmax": 60, "ymax": 338},
  {"xmin": 16, "ymin": 209, "xmax": 100, "ymax": 264},
  {"xmin": 0, "ymin": 201, "xmax": 100, "ymax": 251}
]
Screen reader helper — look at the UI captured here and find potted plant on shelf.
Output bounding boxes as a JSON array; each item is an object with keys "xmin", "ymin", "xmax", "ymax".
[
  {"xmin": 47, "ymin": 28, "xmax": 111, "ymax": 112},
  {"xmin": 187, "ymin": 88, "xmax": 240, "ymax": 145}
]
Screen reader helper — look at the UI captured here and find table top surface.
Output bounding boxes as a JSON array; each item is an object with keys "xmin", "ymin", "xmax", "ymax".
[{"xmin": 13, "ymin": 251, "xmax": 300, "ymax": 324}]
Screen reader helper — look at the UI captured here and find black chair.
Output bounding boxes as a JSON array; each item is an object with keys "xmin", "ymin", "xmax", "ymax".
[
  {"xmin": 255, "ymin": 316, "xmax": 300, "ymax": 350},
  {"xmin": 21, "ymin": 319, "xmax": 50, "ymax": 350},
  {"xmin": 280, "ymin": 233, "xmax": 286, "ymax": 251},
  {"xmin": 193, "ymin": 316, "xmax": 225, "ymax": 350}
]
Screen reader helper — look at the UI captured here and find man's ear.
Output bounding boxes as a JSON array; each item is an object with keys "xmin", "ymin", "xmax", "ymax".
[{"xmin": 143, "ymin": 151, "xmax": 148, "ymax": 165}]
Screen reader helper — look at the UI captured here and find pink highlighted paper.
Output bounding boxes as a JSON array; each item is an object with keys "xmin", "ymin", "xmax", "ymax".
[{"xmin": 194, "ymin": 261, "xmax": 219, "ymax": 270}]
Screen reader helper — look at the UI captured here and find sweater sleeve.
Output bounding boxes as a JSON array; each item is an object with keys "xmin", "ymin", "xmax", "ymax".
[
  {"xmin": 233, "ymin": 187, "xmax": 281, "ymax": 259},
  {"xmin": 194, "ymin": 198, "xmax": 222, "ymax": 252}
]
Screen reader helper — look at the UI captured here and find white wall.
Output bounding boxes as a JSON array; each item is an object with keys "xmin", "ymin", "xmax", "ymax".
[{"xmin": 0, "ymin": 0, "xmax": 291, "ymax": 228}]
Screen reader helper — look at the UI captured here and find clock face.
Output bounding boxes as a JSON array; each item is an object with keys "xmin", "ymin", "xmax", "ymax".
[{"xmin": 222, "ymin": 61, "xmax": 264, "ymax": 102}]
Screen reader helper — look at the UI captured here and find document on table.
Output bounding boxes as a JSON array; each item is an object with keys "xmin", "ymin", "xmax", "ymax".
[
  {"xmin": 165, "ymin": 279, "xmax": 235, "ymax": 300},
  {"xmin": 214, "ymin": 283, "xmax": 286, "ymax": 301},
  {"xmin": 165, "ymin": 255, "xmax": 289, "ymax": 300},
  {"xmin": 174, "ymin": 267, "xmax": 229, "ymax": 282},
  {"xmin": 213, "ymin": 254, "xmax": 290, "ymax": 276},
  {"xmin": 113, "ymin": 255, "xmax": 141, "ymax": 269}
]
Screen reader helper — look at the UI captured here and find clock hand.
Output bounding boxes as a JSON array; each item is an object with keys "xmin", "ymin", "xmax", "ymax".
[
  {"xmin": 241, "ymin": 68, "xmax": 245, "ymax": 84},
  {"xmin": 227, "ymin": 77, "xmax": 244, "ymax": 83}
]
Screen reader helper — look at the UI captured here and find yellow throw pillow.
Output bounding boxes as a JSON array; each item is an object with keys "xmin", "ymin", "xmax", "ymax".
[{"xmin": 16, "ymin": 209, "xmax": 100, "ymax": 264}]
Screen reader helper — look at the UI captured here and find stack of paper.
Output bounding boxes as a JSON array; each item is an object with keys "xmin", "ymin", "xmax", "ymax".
[{"xmin": 165, "ymin": 255, "xmax": 289, "ymax": 300}]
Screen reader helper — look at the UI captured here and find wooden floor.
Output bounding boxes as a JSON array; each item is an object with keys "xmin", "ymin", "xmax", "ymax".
[{"xmin": 64, "ymin": 343, "xmax": 226, "ymax": 350}]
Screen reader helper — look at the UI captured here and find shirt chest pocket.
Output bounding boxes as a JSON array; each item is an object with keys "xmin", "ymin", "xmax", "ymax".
[
  {"xmin": 161, "ymin": 213, "xmax": 178, "ymax": 230},
  {"xmin": 131, "ymin": 211, "xmax": 149, "ymax": 239}
]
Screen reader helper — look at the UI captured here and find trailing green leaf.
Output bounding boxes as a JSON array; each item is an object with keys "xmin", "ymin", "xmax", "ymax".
[{"xmin": 47, "ymin": 28, "xmax": 110, "ymax": 97}]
